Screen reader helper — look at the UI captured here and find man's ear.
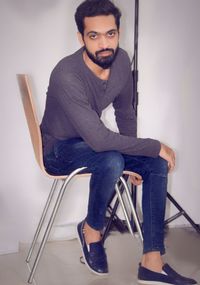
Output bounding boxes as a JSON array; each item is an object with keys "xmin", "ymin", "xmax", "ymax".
[{"xmin": 77, "ymin": 32, "xmax": 84, "ymax": 46}]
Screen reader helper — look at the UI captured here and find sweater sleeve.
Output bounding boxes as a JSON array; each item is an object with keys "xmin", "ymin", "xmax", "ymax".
[
  {"xmin": 113, "ymin": 68, "xmax": 137, "ymax": 137},
  {"xmin": 54, "ymin": 73, "xmax": 161, "ymax": 157}
]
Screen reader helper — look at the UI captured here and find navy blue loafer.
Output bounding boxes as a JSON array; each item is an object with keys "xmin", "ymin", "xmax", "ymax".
[
  {"xmin": 138, "ymin": 263, "xmax": 197, "ymax": 285},
  {"xmin": 77, "ymin": 220, "xmax": 108, "ymax": 276}
]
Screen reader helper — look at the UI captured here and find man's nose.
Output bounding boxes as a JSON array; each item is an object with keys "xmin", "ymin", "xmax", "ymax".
[{"xmin": 98, "ymin": 35, "xmax": 109, "ymax": 49}]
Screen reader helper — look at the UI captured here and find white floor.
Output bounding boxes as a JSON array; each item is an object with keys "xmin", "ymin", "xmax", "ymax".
[{"xmin": 0, "ymin": 227, "xmax": 199, "ymax": 285}]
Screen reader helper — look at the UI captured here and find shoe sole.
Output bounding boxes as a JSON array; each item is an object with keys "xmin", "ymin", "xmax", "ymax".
[
  {"xmin": 138, "ymin": 280, "xmax": 175, "ymax": 285},
  {"xmin": 76, "ymin": 224, "xmax": 109, "ymax": 277}
]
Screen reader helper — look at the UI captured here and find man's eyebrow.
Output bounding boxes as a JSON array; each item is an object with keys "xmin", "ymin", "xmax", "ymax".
[
  {"xmin": 86, "ymin": 31, "xmax": 98, "ymax": 36},
  {"xmin": 86, "ymin": 29, "xmax": 118, "ymax": 36},
  {"xmin": 106, "ymin": 29, "xmax": 118, "ymax": 33}
]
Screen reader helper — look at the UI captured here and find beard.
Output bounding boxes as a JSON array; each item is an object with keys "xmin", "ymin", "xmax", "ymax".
[{"xmin": 84, "ymin": 46, "xmax": 119, "ymax": 69}]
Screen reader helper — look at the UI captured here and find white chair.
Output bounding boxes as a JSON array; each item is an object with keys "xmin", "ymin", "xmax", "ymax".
[{"xmin": 17, "ymin": 74, "xmax": 143, "ymax": 284}]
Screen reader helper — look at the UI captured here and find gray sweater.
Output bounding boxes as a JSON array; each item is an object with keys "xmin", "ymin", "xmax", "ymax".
[{"xmin": 41, "ymin": 47, "xmax": 161, "ymax": 157}]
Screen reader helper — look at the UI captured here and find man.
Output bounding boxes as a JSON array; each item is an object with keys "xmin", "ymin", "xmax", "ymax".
[{"xmin": 40, "ymin": 0, "xmax": 197, "ymax": 284}]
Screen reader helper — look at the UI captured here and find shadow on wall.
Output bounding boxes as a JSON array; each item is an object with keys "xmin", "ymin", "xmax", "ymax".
[{"xmin": 6, "ymin": 0, "xmax": 61, "ymax": 17}]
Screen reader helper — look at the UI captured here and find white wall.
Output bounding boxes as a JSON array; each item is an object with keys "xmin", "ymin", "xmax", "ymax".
[{"xmin": 0, "ymin": 0, "xmax": 199, "ymax": 254}]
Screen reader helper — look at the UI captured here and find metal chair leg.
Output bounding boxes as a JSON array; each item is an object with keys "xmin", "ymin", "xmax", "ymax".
[
  {"xmin": 26, "ymin": 179, "xmax": 59, "ymax": 263},
  {"xmin": 103, "ymin": 177, "xmax": 143, "ymax": 243},
  {"xmin": 28, "ymin": 167, "xmax": 87, "ymax": 284},
  {"xmin": 118, "ymin": 176, "xmax": 143, "ymax": 242},
  {"xmin": 115, "ymin": 182, "xmax": 135, "ymax": 236},
  {"xmin": 102, "ymin": 178, "xmax": 129, "ymax": 243}
]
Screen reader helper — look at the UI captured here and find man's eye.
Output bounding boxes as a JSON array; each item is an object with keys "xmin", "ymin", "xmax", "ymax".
[
  {"xmin": 107, "ymin": 31, "xmax": 116, "ymax": 37},
  {"xmin": 89, "ymin": 34, "xmax": 97, "ymax": 39}
]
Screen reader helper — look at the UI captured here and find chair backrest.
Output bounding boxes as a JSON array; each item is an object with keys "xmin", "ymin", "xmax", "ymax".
[
  {"xmin": 17, "ymin": 74, "xmax": 47, "ymax": 173},
  {"xmin": 17, "ymin": 74, "xmax": 87, "ymax": 179}
]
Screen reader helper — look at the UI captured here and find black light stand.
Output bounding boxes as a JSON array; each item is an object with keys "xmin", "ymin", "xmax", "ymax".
[
  {"xmin": 132, "ymin": 0, "xmax": 139, "ymax": 115},
  {"xmin": 130, "ymin": 0, "xmax": 139, "ymax": 233}
]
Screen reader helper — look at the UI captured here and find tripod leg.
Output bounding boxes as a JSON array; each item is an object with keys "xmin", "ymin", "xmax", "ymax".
[{"xmin": 165, "ymin": 192, "xmax": 200, "ymax": 234}]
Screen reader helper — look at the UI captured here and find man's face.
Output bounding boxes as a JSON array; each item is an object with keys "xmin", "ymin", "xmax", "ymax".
[{"xmin": 81, "ymin": 15, "xmax": 119, "ymax": 69}]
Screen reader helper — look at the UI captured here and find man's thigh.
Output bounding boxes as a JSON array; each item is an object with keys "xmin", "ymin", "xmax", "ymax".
[
  {"xmin": 44, "ymin": 138, "xmax": 123, "ymax": 175},
  {"xmin": 123, "ymin": 154, "xmax": 168, "ymax": 179}
]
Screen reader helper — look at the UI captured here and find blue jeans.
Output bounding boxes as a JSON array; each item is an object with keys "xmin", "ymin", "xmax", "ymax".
[{"xmin": 44, "ymin": 138, "xmax": 168, "ymax": 254}]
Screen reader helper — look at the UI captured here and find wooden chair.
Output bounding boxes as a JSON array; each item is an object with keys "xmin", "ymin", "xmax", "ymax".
[{"xmin": 17, "ymin": 74, "xmax": 143, "ymax": 284}]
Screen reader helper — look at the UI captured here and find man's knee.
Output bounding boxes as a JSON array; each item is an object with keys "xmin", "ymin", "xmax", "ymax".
[
  {"xmin": 151, "ymin": 157, "xmax": 168, "ymax": 177},
  {"xmin": 100, "ymin": 151, "xmax": 125, "ymax": 178}
]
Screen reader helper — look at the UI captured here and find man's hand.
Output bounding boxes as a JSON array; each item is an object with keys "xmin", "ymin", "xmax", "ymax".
[
  {"xmin": 129, "ymin": 173, "xmax": 143, "ymax": 185},
  {"xmin": 159, "ymin": 143, "xmax": 176, "ymax": 172},
  {"xmin": 124, "ymin": 171, "xmax": 143, "ymax": 186}
]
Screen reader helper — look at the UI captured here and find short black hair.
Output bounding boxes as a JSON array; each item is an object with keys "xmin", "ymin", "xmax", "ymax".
[{"xmin": 75, "ymin": 0, "xmax": 121, "ymax": 35}]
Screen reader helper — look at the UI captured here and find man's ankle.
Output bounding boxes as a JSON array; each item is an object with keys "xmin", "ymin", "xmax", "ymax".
[
  {"xmin": 141, "ymin": 251, "xmax": 164, "ymax": 273},
  {"xmin": 83, "ymin": 222, "xmax": 101, "ymax": 245}
]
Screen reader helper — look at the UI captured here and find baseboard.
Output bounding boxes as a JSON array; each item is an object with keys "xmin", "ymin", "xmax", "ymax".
[
  {"xmin": 0, "ymin": 244, "xmax": 19, "ymax": 255},
  {"xmin": 4, "ymin": 221, "xmax": 199, "ymax": 256},
  {"xmin": 49, "ymin": 222, "xmax": 78, "ymax": 241}
]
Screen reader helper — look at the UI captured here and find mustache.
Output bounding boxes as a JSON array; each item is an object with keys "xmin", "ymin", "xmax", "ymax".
[{"xmin": 95, "ymin": 48, "xmax": 114, "ymax": 57}]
